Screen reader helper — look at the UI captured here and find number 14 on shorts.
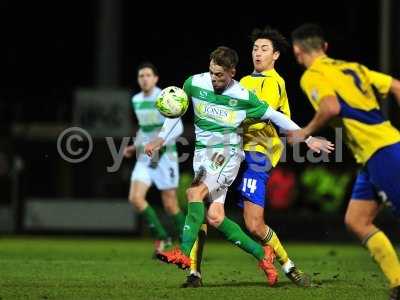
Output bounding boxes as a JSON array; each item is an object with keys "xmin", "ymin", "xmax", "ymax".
[{"xmin": 242, "ymin": 178, "xmax": 257, "ymax": 194}]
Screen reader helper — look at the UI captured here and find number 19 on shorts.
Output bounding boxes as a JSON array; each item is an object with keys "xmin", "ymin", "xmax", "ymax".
[{"xmin": 242, "ymin": 178, "xmax": 257, "ymax": 194}]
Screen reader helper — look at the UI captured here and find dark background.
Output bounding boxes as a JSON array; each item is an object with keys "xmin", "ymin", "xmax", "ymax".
[
  {"xmin": 1, "ymin": 1, "xmax": 399, "ymax": 238},
  {"xmin": 1, "ymin": 1, "xmax": 393, "ymax": 123}
]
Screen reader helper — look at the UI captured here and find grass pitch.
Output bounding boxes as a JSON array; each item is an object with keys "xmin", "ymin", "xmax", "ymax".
[{"xmin": 0, "ymin": 237, "xmax": 389, "ymax": 299}]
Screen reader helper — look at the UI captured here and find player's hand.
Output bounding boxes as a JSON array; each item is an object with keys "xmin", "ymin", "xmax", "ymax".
[
  {"xmin": 144, "ymin": 137, "xmax": 164, "ymax": 157},
  {"xmin": 305, "ymin": 136, "xmax": 335, "ymax": 154},
  {"xmin": 123, "ymin": 145, "xmax": 136, "ymax": 158},
  {"xmin": 288, "ymin": 129, "xmax": 334, "ymax": 154}
]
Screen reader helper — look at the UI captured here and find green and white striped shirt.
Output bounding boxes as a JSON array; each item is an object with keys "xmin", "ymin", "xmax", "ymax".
[
  {"xmin": 183, "ymin": 73, "xmax": 269, "ymax": 149},
  {"xmin": 132, "ymin": 87, "xmax": 164, "ymax": 137},
  {"xmin": 158, "ymin": 73, "xmax": 301, "ymax": 150}
]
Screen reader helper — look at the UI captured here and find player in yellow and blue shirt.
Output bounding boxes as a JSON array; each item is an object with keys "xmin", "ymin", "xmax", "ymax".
[
  {"xmin": 240, "ymin": 65, "xmax": 290, "ymax": 166},
  {"xmin": 238, "ymin": 27, "xmax": 311, "ymax": 286},
  {"xmin": 291, "ymin": 23, "xmax": 400, "ymax": 299}
]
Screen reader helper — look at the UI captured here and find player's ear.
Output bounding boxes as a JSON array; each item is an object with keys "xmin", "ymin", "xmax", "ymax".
[
  {"xmin": 323, "ymin": 42, "xmax": 328, "ymax": 52},
  {"xmin": 273, "ymin": 51, "xmax": 280, "ymax": 61},
  {"xmin": 231, "ymin": 68, "xmax": 236, "ymax": 78},
  {"xmin": 154, "ymin": 75, "xmax": 159, "ymax": 84}
]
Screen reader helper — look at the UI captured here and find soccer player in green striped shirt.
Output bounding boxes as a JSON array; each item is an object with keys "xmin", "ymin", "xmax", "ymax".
[
  {"xmin": 123, "ymin": 62, "xmax": 185, "ymax": 257},
  {"xmin": 145, "ymin": 47, "xmax": 333, "ymax": 285}
]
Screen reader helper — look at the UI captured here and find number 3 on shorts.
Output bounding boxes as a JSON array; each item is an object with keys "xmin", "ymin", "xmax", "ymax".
[{"xmin": 242, "ymin": 178, "xmax": 257, "ymax": 194}]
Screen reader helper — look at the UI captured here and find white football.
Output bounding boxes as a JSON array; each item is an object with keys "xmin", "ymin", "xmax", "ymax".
[{"xmin": 156, "ymin": 86, "xmax": 189, "ymax": 118}]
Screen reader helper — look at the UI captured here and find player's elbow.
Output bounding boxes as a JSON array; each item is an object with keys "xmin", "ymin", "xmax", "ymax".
[
  {"xmin": 390, "ymin": 78, "xmax": 400, "ymax": 104},
  {"xmin": 322, "ymin": 97, "xmax": 341, "ymax": 117},
  {"xmin": 391, "ymin": 78, "xmax": 400, "ymax": 93},
  {"xmin": 326, "ymin": 97, "xmax": 340, "ymax": 117},
  {"xmin": 327, "ymin": 105, "xmax": 341, "ymax": 117}
]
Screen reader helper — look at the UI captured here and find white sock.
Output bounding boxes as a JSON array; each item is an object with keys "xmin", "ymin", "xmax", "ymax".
[
  {"xmin": 190, "ymin": 270, "xmax": 201, "ymax": 278},
  {"xmin": 282, "ymin": 259, "xmax": 295, "ymax": 274}
]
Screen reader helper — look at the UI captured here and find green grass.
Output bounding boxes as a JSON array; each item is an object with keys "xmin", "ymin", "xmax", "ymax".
[{"xmin": 0, "ymin": 237, "xmax": 389, "ymax": 299}]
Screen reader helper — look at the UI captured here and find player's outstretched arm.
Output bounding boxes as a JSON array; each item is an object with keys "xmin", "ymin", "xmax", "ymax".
[
  {"xmin": 304, "ymin": 95, "xmax": 341, "ymax": 135},
  {"xmin": 144, "ymin": 117, "xmax": 182, "ymax": 157},
  {"xmin": 144, "ymin": 137, "xmax": 164, "ymax": 157},
  {"xmin": 159, "ymin": 117, "xmax": 183, "ymax": 144},
  {"xmin": 284, "ymin": 95, "xmax": 339, "ymax": 153},
  {"xmin": 261, "ymin": 106, "xmax": 301, "ymax": 131},
  {"xmin": 262, "ymin": 105, "xmax": 335, "ymax": 153}
]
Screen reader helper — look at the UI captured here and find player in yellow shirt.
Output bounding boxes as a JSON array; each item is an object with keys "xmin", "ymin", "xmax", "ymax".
[
  {"xmin": 290, "ymin": 23, "xmax": 400, "ymax": 300},
  {"xmin": 183, "ymin": 27, "xmax": 311, "ymax": 288}
]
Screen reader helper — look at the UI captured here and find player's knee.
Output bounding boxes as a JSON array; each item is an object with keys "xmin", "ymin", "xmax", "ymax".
[
  {"xmin": 244, "ymin": 218, "xmax": 264, "ymax": 239},
  {"xmin": 206, "ymin": 210, "xmax": 224, "ymax": 228},
  {"xmin": 129, "ymin": 194, "xmax": 146, "ymax": 210},
  {"xmin": 344, "ymin": 211, "xmax": 355, "ymax": 229},
  {"xmin": 344, "ymin": 211, "xmax": 366, "ymax": 236},
  {"xmin": 162, "ymin": 198, "xmax": 179, "ymax": 215},
  {"xmin": 186, "ymin": 187, "xmax": 195, "ymax": 201},
  {"xmin": 128, "ymin": 194, "xmax": 135, "ymax": 205},
  {"xmin": 207, "ymin": 215, "xmax": 224, "ymax": 227},
  {"xmin": 186, "ymin": 187, "xmax": 203, "ymax": 202}
]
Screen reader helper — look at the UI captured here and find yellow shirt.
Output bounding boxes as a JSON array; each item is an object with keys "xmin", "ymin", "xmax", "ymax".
[
  {"xmin": 301, "ymin": 55, "xmax": 400, "ymax": 164},
  {"xmin": 240, "ymin": 69, "xmax": 291, "ymax": 166}
]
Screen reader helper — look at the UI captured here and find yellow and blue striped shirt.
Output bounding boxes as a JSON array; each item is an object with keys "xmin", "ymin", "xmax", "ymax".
[
  {"xmin": 300, "ymin": 55, "xmax": 400, "ymax": 164},
  {"xmin": 240, "ymin": 69, "xmax": 291, "ymax": 166}
]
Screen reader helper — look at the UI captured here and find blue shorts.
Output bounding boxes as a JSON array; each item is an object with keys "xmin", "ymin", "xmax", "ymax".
[
  {"xmin": 351, "ymin": 142, "xmax": 400, "ymax": 215},
  {"xmin": 237, "ymin": 151, "xmax": 272, "ymax": 208}
]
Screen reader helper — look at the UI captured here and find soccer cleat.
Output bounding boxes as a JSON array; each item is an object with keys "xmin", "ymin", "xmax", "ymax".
[
  {"xmin": 156, "ymin": 247, "xmax": 191, "ymax": 270},
  {"xmin": 181, "ymin": 274, "xmax": 203, "ymax": 288},
  {"xmin": 285, "ymin": 266, "xmax": 311, "ymax": 287},
  {"xmin": 258, "ymin": 245, "xmax": 278, "ymax": 286},
  {"xmin": 152, "ymin": 237, "xmax": 173, "ymax": 259},
  {"xmin": 389, "ymin": 286, "xmax": 400, "ymax": 300}
]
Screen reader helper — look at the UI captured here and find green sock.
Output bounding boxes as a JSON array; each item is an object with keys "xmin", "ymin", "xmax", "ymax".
[
  {"xmin": 180, "ymin": 202, "xmax": 205, "ymax": 256},
  {"xmin": 172, "ymin": 211, "xmax": 186, "ymax": 241},
  {"xmin": 217, "ymin": 217, "xmax": 264, "ymax": 261},
  {"xmin": 141, "ymin": 205, "xmax": 168, "ymax": 240}
]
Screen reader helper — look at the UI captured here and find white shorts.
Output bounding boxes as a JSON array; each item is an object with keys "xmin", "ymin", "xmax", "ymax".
[
  {"xmin": 131, "ymin": 151, "xmax": 179, "ymax": 190},
  {"xmin": 192, "ymin": 147, "xmax": 244, "ymax": 204}
]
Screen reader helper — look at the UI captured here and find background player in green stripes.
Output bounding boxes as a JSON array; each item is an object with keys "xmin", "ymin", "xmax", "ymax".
[{"xmin": 123, "ymin": 62, "xmax": 185, "ymax": 257}]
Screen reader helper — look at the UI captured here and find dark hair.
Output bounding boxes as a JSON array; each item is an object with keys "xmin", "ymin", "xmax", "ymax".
[
  {"xmin": 209, "ymin": 46, "xmax": 239, "ymax": 70},
  {"xmin": 251, "ymin": 26, "xmax": 289, "ymax": 53},
  {"xmin": 291, "ymin": 23, "xmax": 326, "ymax": 52},
  {"xmin": 137, "ymin": 62, "xmax": 159, "ymax": 76}
]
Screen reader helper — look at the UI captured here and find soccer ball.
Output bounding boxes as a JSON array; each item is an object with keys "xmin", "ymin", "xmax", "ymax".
[{"xmin": 156, "ymin": 86, "xmax": 189, "ymax": 118}]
